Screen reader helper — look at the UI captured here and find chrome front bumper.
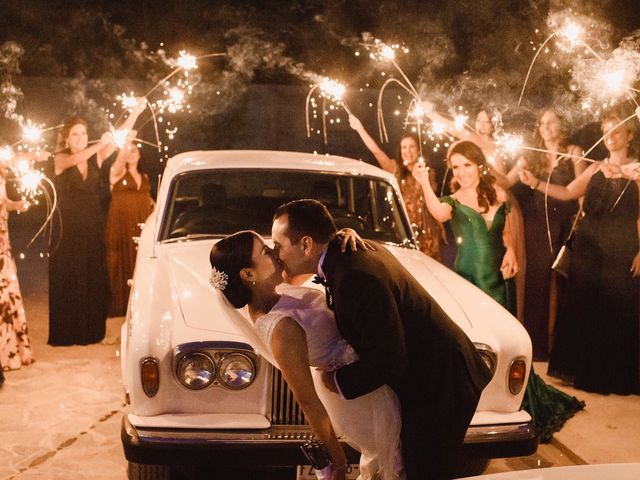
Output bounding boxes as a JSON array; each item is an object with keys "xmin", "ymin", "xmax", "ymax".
[{"xmin": 122, "ymin": 415, "xmax": 538, "ymax": 466}]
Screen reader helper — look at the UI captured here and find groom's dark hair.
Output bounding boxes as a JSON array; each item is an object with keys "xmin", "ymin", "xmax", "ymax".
[{"xmin": 274, "ymin": 199, "xmax": 337, "ymax": 245}]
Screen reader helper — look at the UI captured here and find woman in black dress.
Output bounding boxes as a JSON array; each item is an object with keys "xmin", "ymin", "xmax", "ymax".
[
  {"xmin": 48, "ymin": 100, "xmax": 145, "ymax": 345},
  {"xmin": 47, "ymin": 118, "xmax": 115, "ymax": 345},
  {"xmin": 520, "ymin": 107, "xmax": 640, "ymax": 394},
  {"xmin": 512, "ymin": 109, "xmax": 585, "ymax": 360}
]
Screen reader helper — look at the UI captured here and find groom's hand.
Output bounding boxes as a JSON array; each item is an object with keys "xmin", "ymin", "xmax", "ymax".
[{"xmin": 320, "ymin": 369, "xmax": 339, "ymax": 393}]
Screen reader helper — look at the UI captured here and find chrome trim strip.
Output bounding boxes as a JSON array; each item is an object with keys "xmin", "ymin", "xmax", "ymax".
[{"xmin": 174, "ymin": 341, "xmax": 256, "ymax": 356}]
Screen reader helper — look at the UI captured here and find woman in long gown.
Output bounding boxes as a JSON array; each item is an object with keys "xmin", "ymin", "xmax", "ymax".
[
  {"xmin": 505, "ymin": 110, "xmax": 585, "ymax": 360},
  {"xmin": 418, "ymin": 104, "xmax": 528, "ymax": 319},
  {"xmin": 47, "ymin": 118, "xmax": 114, "ymax": 345},
  {"xmin": 0, "ymin": 164, "xmax": 34, "ymax": 371},
  {"xmin": 48, "ymin": 99, "xmax": 145, "ymax": 345},
  {"xmin": 349, "ymin": 114, "xmax": 444, "ymax": 261},
  {"xmin": 520, "ymin": 108, "xmax": 640, "ymax": 395},
  {"xmin": 105, "ymin": 132, "xmax": 154, "ymax": 317},
  {"xmin": 209, "ymin": 231, "xmax": 404, "ymax": 480},
  {"xmin": 415, "ymin": 140, "xmax": 584, "ymax": 442}
]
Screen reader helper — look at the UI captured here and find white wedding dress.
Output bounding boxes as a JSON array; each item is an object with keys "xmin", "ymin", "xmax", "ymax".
[{"xmin": 254, "ymin": 284, "xmax": 404, "ymax": 480}]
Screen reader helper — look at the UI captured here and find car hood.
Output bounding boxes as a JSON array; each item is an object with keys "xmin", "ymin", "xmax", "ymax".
[{"xmin": 162, "ymin": 240, "xmax": 524, "ymax": 346}]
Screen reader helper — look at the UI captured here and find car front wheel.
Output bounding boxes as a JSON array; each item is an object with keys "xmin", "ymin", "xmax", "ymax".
[{"xmin": 453, "ymin": 456, "xmax": 489, "ymax": 477}]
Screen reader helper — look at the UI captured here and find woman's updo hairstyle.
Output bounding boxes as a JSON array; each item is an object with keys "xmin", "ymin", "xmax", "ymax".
[{"xmin": 209, "ymin": 230, "xmax": 257, "ymax": 308}]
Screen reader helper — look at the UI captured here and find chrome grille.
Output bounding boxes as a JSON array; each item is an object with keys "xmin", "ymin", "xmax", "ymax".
[{"xmin": 269, "ymin": 365, "xmax": 306, "ymax": 425}]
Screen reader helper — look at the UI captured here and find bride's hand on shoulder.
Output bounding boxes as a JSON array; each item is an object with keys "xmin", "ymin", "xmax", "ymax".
[{"xmin": 336, "ymin": 228, "xmax": 373, "ymax": 252}]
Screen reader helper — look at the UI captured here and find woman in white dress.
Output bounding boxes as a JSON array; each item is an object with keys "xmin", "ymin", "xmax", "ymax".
[{"xmin": 209, "ymin": 230, "xmax": 404, "ymax": 480}]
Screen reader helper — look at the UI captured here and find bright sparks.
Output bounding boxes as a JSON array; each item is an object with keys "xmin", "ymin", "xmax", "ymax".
[
  {"xmin": 380, "ymin": 45, "xmax": 396, "ymax": 60},
  {"xmin": 454, "ymin": 114, "xmax": 468, "ymax": 131},
  {"xmin": 0, "ymin": 146, "xmax": 13, "ymax": 163},
  {"xmin": 497, "ymin": 134, "xmax": 523, "ymax": 156},
  {"xmin": 600, "ymin": 69, "xmax": 627, "ymax": 95},
  {"xmin": 410, "ymin": 103, "xmax": 425, "ymax": 119},
  {"xmin": 18, "ymin": 169, "xmax": 43, "ymax": 192},
  {"xmin": 119, "ymin": 93, "xmax": 139, "ymax": 110},
  {"xmin": 558, "ymin": 20, "xmax": 583, "ymax": 48},
  {"xmin": 22, "ymin": 121, "xmax": 43, "ymax": 143},
  {"xmin": 318, "ymin": 78, "xmax": 346, "ymax": 102},
  {"xmin": 176, "ymin": 51, "xmax": 197, "ymax": 71},
  {"xmin": 431, "ymin": 121, "xmax": 447, "ymax": 135},
  {"xmin": 112, "ymin": 129, "xmax": 130, "ymax": 149}
]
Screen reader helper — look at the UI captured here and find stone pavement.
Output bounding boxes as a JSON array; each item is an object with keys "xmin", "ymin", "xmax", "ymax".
[
  {"xmin": 0, "ymin": 288, "xmax": 127, "ymax": 480},
  {"xmin": 1, "ymin": 230, "xmax": 639, "ymax": 479}
]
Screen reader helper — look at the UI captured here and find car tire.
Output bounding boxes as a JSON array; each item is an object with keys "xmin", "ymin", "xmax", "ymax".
[
  {"xmin": 453, "ymin": 456, "xmax": 489, "ymax": 478},
  {"xmin": 127, "ymin": 462, "xmax": 171, "ymax": 480}
]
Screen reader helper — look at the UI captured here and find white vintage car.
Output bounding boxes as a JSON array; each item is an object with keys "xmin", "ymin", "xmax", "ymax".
[{"xmin": 120, "ymin": 150, "xmax": 538, "ymax": 480}]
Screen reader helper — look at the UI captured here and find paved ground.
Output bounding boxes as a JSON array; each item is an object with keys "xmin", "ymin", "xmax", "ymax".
[{"xmin": 1, "ymin": 225, "xmax": 639, "ymax": 479}]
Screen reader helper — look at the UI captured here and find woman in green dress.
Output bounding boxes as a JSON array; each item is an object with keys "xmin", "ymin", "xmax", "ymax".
[
  {"xmin": 413, "ymin": 140, "xmax": 584, "ymax": 443},
  {"xmin": 413, "ymin": 140, "xmax": 518, "ymax": 310}
]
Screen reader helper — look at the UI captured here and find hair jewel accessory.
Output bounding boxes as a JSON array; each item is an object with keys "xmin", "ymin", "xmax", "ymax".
[{"xmin": 209, "ymin": 267, "xmax": 229, "ymax": 291}]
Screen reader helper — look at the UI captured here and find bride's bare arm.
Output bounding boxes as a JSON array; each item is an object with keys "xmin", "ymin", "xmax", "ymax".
[{"xmin": 271, "ymin": 318, "xmax": 347, "ymax": 477}]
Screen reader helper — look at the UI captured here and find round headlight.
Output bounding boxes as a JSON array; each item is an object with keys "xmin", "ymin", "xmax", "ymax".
[
  {"xmin": 219, "ymin": 353, "xmax": 256, "ymax": 390},
  {"xmin": 474, "ymin": 343, "xmax": 497, "ymax": 378},
  {"xmin": 177, "ymin": 353, "xmax": 215, "ymax": 389}
]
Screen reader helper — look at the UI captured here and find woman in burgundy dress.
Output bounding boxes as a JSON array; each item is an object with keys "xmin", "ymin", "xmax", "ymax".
[{"xmin": 105, "ymin": 132, "xmax": 154, "ymax": 317}]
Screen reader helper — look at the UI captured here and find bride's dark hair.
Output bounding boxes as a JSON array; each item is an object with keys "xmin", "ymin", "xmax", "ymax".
[{"xmin": 209, "ymin": 230, "xmax": 257, "ymax": 308}]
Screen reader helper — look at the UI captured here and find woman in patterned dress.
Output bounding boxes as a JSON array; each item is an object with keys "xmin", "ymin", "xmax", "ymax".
[
  {"xmin": 0, "ymin": 159, "xmax": 35, "ymax": 371},
  {"xmin": 349, "ymin": 114, "xmax": 445, "ymax": 261}
]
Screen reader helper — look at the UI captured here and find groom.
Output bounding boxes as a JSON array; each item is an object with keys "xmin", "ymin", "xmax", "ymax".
[{"xmin": 272, "ymin": 199, "xmax": 492, "ymax": 480}]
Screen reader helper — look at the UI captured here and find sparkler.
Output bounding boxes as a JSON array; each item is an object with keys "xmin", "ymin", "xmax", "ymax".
[
  {"xmin": 305, "ymin": 77, "xmax": 350, "ymax": 144},
  {"xmin": 116, "ymin": 49, "xmax": 224, "ymax": 158},
  {"xmin": 519, "ymin": 14, "xmax": 601, "ymax": 105}
]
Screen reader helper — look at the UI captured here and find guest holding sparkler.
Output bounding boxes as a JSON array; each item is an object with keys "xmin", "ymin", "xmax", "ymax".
[
  {"xmin": 504, "ymin": 109, "xmax": 585, "ymax": 361},
  {"xmin": 414, "ymin": 140, "xmax": 585, "ymax": 441},
  {"xmin": 349, "ymin": 113, "xmax": 445, "ymax": 261},
  {"xmin": 417, "ymin": 103, "xmax": 528, "ymax": 319},
  {"xmin": 48, "ymin": 99, "xmax": 145, "ymax": 346},
  {"xmin": 413, "ymin": 140, "xmax": 518, "ymax": 310},
  {"xmin": 521, "ymin": 106, "xmax": 640, "ymax": 395},
  {"xmin": 0, "ymin": 151, "xmax": 45, "ymax": 372},
  {"xmin": 105, "ymin": 130, "xmax": 154, "ymax": 317}
]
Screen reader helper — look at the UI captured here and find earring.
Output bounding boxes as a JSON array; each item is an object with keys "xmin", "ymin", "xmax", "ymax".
[{"xmin": 252, "ymin": 281, "xmax": 256, "ymax": 285}]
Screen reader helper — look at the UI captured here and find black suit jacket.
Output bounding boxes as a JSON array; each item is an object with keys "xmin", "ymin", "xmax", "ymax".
[{"xmin": 322, "ymin": 239, "xmax": 492, "ymax": 449}]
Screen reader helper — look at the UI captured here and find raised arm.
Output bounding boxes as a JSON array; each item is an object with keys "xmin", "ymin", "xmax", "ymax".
[
  {"xmin": 54, "ymin": 131, "xmax": 113, "ymax": 175},
  {"xmin": 348, "ymin": 114, "xmax": 396, "ymax": 173},
  {"xmin": 411, "ymin": 162, "xmax": 453, "ymax": 222},
  {"xmin": 493, "ymin": 157, "xmax": 522, "ymax": 189},
  {"xmin": 109, "ymin": 129, "xmax": 137, "ymax": 186},
  {"xmin": 271, "ymin": 318, "xmax": 347, "ymax": 477},
  {"xmin": 98, "ymin": 97, "xmax": 147, "ymax": 165},
  {"xmin": 568, "ymin": 144, "xmax": 587, "ymax": 177},
  {"xmin": 520, "ymin": 162, "xmax": 597, "ymax": 201},
  {"xmin": 421, "ymin": 101, "xmax": 495, "ymax": 152}
]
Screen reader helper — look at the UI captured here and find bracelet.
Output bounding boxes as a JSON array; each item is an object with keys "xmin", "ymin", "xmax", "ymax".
[{"xmin": 531, "ymin": 179, "xmax": 540, "ymax": 190}]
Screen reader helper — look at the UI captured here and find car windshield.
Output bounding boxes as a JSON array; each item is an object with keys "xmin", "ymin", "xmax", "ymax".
[{"xmin": 160, "ymin": 169, "xmax": 411, "ymax": 245}]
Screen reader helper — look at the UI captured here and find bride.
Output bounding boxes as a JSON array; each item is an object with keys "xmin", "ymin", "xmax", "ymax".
[{"xmin": 209, "ymin": 230, "xmax": 404, "ymax": 480}]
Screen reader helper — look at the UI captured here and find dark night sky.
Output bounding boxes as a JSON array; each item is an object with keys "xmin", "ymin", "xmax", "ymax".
[{"xmin": 1, "ymin": 0, "xmax": 639, "ymax": 154}]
